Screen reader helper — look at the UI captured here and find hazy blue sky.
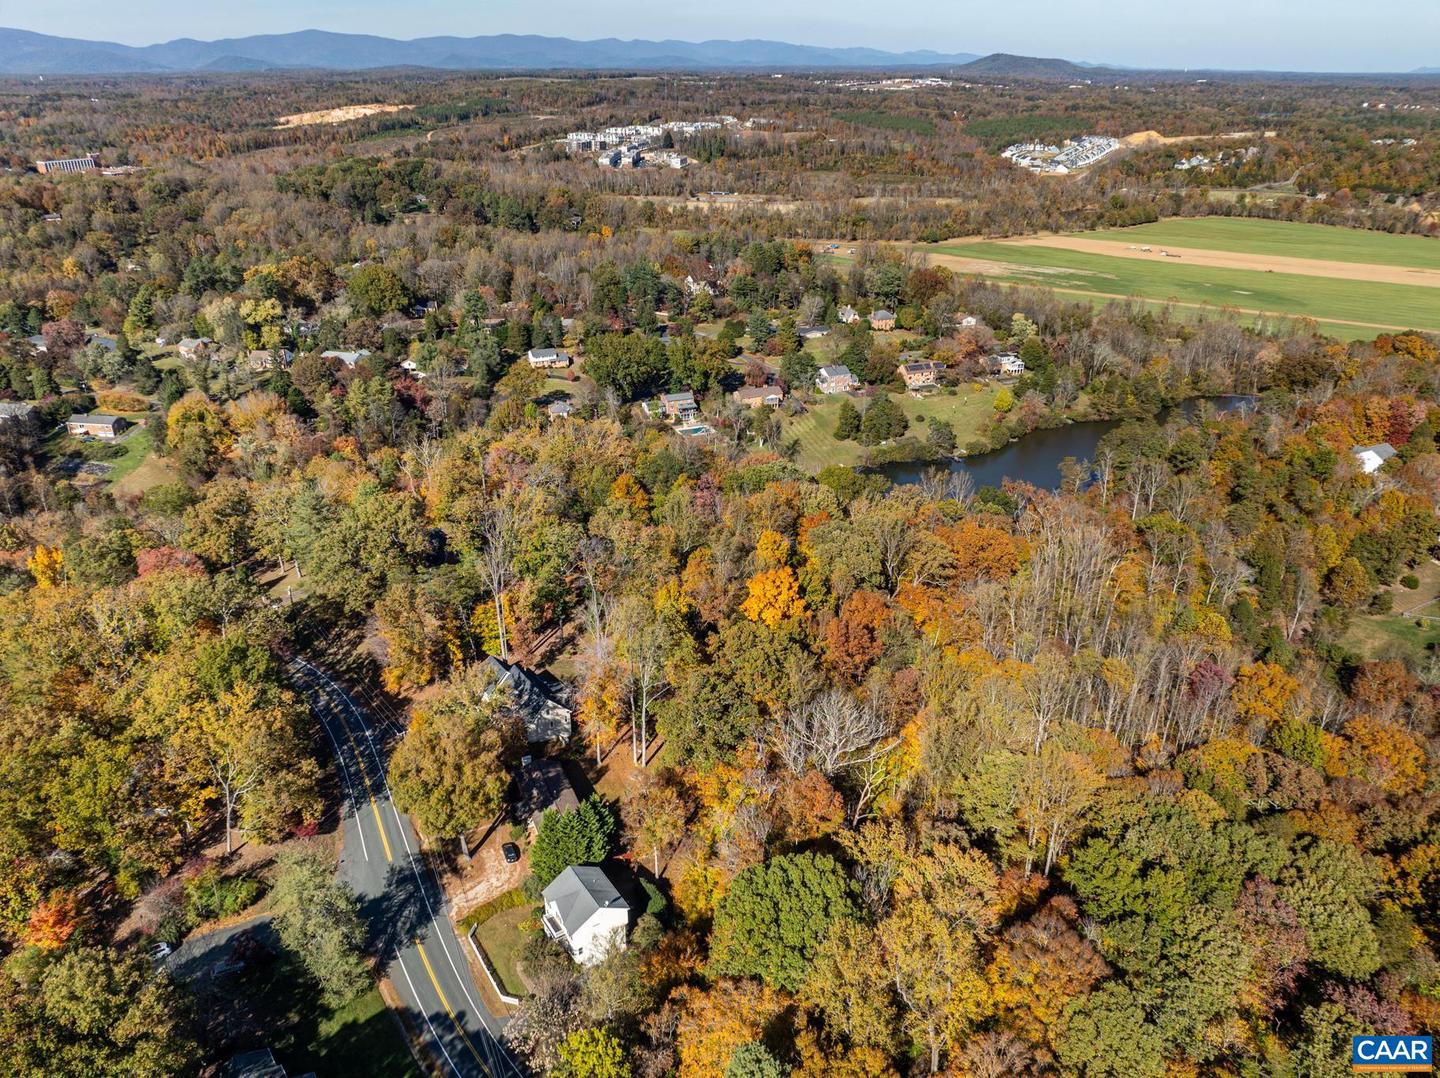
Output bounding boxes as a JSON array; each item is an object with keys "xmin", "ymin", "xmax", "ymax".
[{"xmin": 11, "ymin": 0, "xmax": 1440, "ymax": 71}]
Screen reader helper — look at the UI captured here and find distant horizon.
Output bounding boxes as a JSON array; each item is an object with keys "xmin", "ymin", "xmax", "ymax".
[{"xmin": 5, "ymin": 0, "xmax": 1439, "ymax": 74}]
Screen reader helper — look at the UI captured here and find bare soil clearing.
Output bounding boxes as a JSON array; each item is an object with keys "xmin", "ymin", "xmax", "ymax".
[
  {"xmin": 1121, "ymin": 129, "xmax": 1275, "ymax": 147},
  {"xmin": 275, "ymin": 103, "xmax": 413, "ymax": 128},
  {"xmin": 1001, "ymin": 235, "xmax": 1440, "ymax": 288}
]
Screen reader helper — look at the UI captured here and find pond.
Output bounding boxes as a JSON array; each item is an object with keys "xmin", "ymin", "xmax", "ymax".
[{"xmin": 875, "ymin": 395, "xmax": 1256, "ymax": 491}]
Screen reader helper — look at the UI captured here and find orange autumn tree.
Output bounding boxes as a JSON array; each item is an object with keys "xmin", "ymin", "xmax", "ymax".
[
  {"xmin": 740, "ymin": 566, "xmax": 806, "ymax": 629},
  {"xmin": 673, "ymin": 978, "xmax": 786, "ymax": 1078},
  {"xmin": 822, "ymin": 589, "xmax": 891, "ymax": 686},
  {"xmin": 935, "ymin": 520, "xmax": 1027, "ymax": 585},
  {"xmin": 25, "ymin": 892, "xmax": 79, "ymax": 951}
]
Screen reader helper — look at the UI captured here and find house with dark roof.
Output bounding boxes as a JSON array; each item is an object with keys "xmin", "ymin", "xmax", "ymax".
[
  {"xmin": 515, "ymin": 757, "xmax": 580, "ymax": 830},
  {"xmin": 66, "ymin": 413, "xmax": 127, "ymax": 439},
  {"xmin": 869, "ymin": 309, "xmax": 897, "ymax": 331},
  {"xmin": 898, "ymin": 360, "xmax": 945, "ymax": 390},
  {"xmin": 541, "ymin": 865, "xmax": 630, "ymax": 965},
  {"xmin": 481, "ymin": 656, "xmax": 573, "ymax": 743}
]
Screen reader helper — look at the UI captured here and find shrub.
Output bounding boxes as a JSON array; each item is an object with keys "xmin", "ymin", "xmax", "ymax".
[{"xmin": 1401, "ymin": 573, "xmax": 1420, "ymax": 589}]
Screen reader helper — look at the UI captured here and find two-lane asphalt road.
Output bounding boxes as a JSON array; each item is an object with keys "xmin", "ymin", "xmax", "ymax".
[{"xmin": 289, "ymin": 658, "xmax": 524, "ymax": 1078}]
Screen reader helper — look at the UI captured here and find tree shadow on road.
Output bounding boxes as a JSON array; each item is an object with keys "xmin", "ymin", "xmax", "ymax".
[{"xmin": 361, "ymin": 861, "xmax": 432, "ymax": 959}]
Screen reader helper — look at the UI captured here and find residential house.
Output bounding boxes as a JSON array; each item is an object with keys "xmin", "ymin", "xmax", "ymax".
[
  {"xmin": 245, "ymin": 349, "xmax": 292, "ymax": 372},
  {"xmin": 683, "ymin": 275, "xmax": 717, "ymax": 297},
  {"xmin": 837, "ymin": 305, "xmax": 860, "ymax": 325},
  {"xmin": 527, "ymin": 347, "xmax": 572, "ymax": 370},
  {"xmin": 796, "ymin": 325, "xmax": 830, "ymax": 340},
  {"xmin": 541, "ymin": 865, "xmax": 630, "ymax": 965},
  {"xmin": 898, "ymin": 360, "xmax": 945, "ymax": 390},
  {"xmin": 26, "ymin": 335, "xmax": 46, "ymax": 353},
  {"xmin": 733, "ymin": 385, "xmax": 785, "ymax": 408},
  {"xmin": 660, "ymin": 390, "xmax": 699, "ymax": 422},
  {"xmin": 869, "ymin": 309, "xmax": 897, "ymax": 331},
  {"xmin": 88, "ymin": 334, "xmax": 117, "ymax": 352},
  {"xmin": 66, "ymin": 413, "xmax": 127, "ymax": 439},
  {"xmin": 991, "ymin": 353, "xmax": 1025, "ymax": 376},
  {"xmin": 958, "ymin": 314, "xmax": 980, "ymax": 328},
  {"xmin": 321, "ymin": 349, "xmax": 371, "ymax": 369},
  {"xmin": 0, "ymin": 402, "xmax": 38, "ymax": 428},
  {"xmin": 1352, "ymin": 443, "xmax": 1397, "ymax": 474},
  {"xmin": 816, "ymin": 365, "xmax": 859, "ymax": 394},
  {"xmin": 176, "ymin": 337, "xmax": 212, "ymax": 359},
  {"xmin": 515, "ymin": 757, "xmax": 580, "ymax": 830},
  {"xmin": 547, "ymin": 400, "xmax": 575, "ymax": 420},
  {"xmin": 481, "ymin": 655, "xmax": 573, "ymax": 743}
]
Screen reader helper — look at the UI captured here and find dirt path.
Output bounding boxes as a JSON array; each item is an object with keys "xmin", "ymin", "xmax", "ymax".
[{"xmin": 996, "ymin": 235, "xmax": 1440, "ymax": 288}]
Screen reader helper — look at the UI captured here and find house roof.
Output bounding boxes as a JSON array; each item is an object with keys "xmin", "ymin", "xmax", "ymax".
[
  {"xmin": 1353, "ymin": 443, "xmax": 1397, "ymax": 460},
  {"xmin": 0, "ymin": 402, "xmax": 37, "ymax": 419},
  {"xmin": 481, "ymin": 656, "xmax": 572, "ymax": 742},
  {"xmin": 899, "ymin": 361, "xmax": 944, "ymax": 374},
  {"xmin": 817, "ymin": 365, "xmax": 854, "ymax": 380},
  {"xmin": 516, "ymin": 758, "xmax": 579, "ymax": 827},
  {"xmin": 548, "ymin": 400, "xmax": 575, "ymax": 416},
  {"xmin": 542, "ymin": 865, "xmax": 629, "ymax": 937},
  {"xmin": 661, "ymin": 390, "xmax": 696, "ymax": 404},
  {"xmin": 68, "ymin": 413, "xmax": 122, "ymax": 426},
  {"xmin": 734, "ymin": 385, "xmax": 782, "ymax": 401},
  {"xmin": 528, "ymin": 347, "xmax": 568, "ymax": 360},
  {"xmin": 871, "ymin": 309, "xmax": 896, "ymax": 320}
]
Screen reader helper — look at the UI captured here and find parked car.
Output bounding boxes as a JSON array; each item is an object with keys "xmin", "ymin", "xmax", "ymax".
[
  {"xmin": 502, "ymin": 842, "xmax": 521, "ymax": 864},
  {"xmin": 148, "ymin": 941, "xmax": 172, "ymax": 962}
]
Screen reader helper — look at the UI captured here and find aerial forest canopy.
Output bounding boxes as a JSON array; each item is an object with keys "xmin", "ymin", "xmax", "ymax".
[{"xmin": 0, "ymin": 63, "xmax": 1437, "ymax": 1078}]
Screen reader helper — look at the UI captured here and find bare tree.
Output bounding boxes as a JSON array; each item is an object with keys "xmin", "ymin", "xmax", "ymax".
[{"xmin": 477, "ymin": 498, "xmax": 518, "ymax": 660}]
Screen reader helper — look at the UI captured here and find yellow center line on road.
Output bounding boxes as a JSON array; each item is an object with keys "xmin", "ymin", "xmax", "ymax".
[
  {"xmin": 330, "ymin": 697, "xmax": 394, "ymax": 862},
  {"xmin": 415, "ymin": 938, "xmax": 494, "ymax": 1077}
]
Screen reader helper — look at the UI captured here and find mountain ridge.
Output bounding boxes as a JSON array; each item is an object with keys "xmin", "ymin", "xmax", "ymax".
[{"xmin": 0, "ymin": 27, "xmax": 983, "ymax": 74}]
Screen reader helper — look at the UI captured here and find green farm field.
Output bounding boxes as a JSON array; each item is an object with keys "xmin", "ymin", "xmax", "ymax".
[
  {"xmin": 1076, "ymin": 218, "xmax": 1440, "ymax": 271},
  {"xmin": 925, "ymin": 239, "xmax": 1440, "ymax": 334}
]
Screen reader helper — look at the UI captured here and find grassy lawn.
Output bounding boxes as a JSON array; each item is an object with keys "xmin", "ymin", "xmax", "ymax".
[
  {"xmin": 291, "ymin": 986, "xmax": 418, "ymax": 1078},
  {"xmin": 473, "ymin": 905, "xmax": 535, "ymax": 998},
  {"xmin": 785, "ymin": 385, "xmax": 998, "ymax": 472},
  {"xmin": 1341, "ymin": 614, "xmax": 1440, "ymax": 661},
  {"xmin": 929, "ymin": 241, "xmax": 1440, "ymax": 333},
  {"xmin": 228, "ymin": 953, "xmax": 417, "ymax": 1078},
  {"xmin": 1342, "ymin": 559, "xmax": 1440, "ymax": 661},
  {"xmin": 110, "ymin": 445, "xmax": 181, "ymax": 498},
  {"xmin": 1075, "ymin": 218, "xmax": 1440, "ymax": 270},
  {"xmin": 102, "ymin": 426, "xmax": 157, "ymax": 487}
]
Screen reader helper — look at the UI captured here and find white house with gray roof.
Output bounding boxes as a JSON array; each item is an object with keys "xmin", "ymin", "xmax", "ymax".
[
  {"xmin": 1352, "ymin": 442, "xmax": 1397, "ymax": 475},
  {"xmin": 541, "ymin": 865, "xmax": 630, "ymax": 965}
]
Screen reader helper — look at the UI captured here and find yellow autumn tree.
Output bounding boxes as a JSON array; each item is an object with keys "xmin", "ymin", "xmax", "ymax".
[
  {"xmin": 27, "ymin": 545, "xmax": 64, "ymax": 587},
  {"xmin": 754, "ymin": 529, "xmax": 791, "ymax": 567},
  {"xmin": 1231, "ymin": 661, "xmax": 1303, "ymax": 726},
  {"xmin": 739, "ymin": 566, "xmax": 806, "ymax": 629},
  {"xmin": 1329, "ymin": 715, "xmax": 1427, "ymax": 795}
]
